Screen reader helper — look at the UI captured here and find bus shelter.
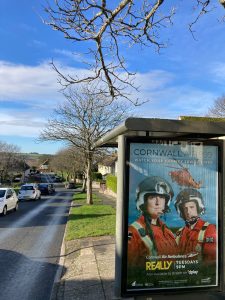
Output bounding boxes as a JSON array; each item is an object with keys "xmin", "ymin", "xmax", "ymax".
[{"xmin": 95, "ymin": 117, "xmax": 225, "ymax": 300}]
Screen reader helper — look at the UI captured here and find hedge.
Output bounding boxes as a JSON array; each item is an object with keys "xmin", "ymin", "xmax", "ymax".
[
  {"xmin": 106, "ymin": 174, "xmax": 117, "ymax": 193},
  {"xmin": 179, "ymin": 116, "xmax": 225, "ymax": 122}
]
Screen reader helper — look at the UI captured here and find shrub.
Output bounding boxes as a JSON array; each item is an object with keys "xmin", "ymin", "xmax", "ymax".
[
  {"xmin": 106, "ymin": 174, "xmax": 117, "ymax": 193},
  {"xmin": 92, "ymin": 172, "xmax": 103, "ymax": 181}
]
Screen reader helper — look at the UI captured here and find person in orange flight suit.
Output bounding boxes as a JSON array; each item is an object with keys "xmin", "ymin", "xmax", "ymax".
[
  {"xmin": 175, "ymin": 188, "xmax": 216, "ymax": 263},
  {"xmin": 128, "ymin": 176, "xmax": 178, "ymax": 268}
]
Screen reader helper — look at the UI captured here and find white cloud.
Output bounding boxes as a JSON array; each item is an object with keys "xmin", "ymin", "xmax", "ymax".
[
  {"xmin": 53, "ymin": 49, "xmax": 84, "ymax": 62},
  {"xmin": 0, "ymin": 61, "xmax": 61, "ymax": 105},
  {"xmin": 0, "ymin": 60, "xmax": 93, "ymax": 108},
  {"xmin": 0, "ymin": 112, "xmax": 46, "ymax": 137},
  {"xmin": 0, "ymin": 59, "xmax": 220, "ymax": 138},
  {"xmin": 152, "ymin": 87, "xmax": 215, "ymax": 118},
  {"xmin": 0, "ymin": 124, "xmax": 40, "ymax": 138},
  {"xmin": 135, "ymin": 70, "xmax": 174, "ymax": 90},
  {"xmin": 132, "ymin": 72, "xmax": 216, "ymax": 119},
  {"xmin": 210, "ymin": 62, "xmax": 225, "ymax": 84},
  {"xmin": 0, "ymin": 60, "xmax": 94, "ymax": 137}
]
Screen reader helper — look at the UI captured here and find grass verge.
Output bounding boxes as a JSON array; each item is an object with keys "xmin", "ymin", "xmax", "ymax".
[
  {"xmin": 72, "ymin": 191, "xmax": 102, "ymax": 205},
  {"xmin": 65, "ymin": 192, "xmax": 116, "ymax": 240}
]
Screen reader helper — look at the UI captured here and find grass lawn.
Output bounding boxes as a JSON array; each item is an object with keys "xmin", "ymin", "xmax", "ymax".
[{"xmin": 65, "ymin": 192, "xmax": 116, "ymax": 240}]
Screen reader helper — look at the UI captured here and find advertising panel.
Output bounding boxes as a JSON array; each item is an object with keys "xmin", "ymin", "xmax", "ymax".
[{"xmin": 123, "ymin": 138, "xmax": 221, "ymax": 295}]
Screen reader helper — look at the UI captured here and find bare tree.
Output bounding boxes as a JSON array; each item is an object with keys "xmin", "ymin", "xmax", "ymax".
[
  {"xmin": 50, "ymin": 149, "xmax": 71, "ymax": 179},
  {"xmin": 44, "ymin": 0, "xmax": 224, "ymax": 104},
  {"xmin": 207, "ymin": 95, "xmax": 225, "ymax": 117},
  {"xmin": 39, "ymin": 85, "xmax": 130, "ymax": 204},
  {"xmin": 50, "ymin": 146, "xmax": 86, "ymax": 182},
  {"xmin": 0, "ymin": 141, "xmax": 21, "ymax": 183}
]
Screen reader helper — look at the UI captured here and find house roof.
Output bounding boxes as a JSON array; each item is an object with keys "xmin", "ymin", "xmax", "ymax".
[
  {"xmin": 25, "ymin": 159, "xmax": 49, "ymax": 169},
  {"xmin": 25, "ymin": 159, "xmax": 40, "ymax": 168},
  {"xmin": 39, "ymin": 159, "xmax": 49, "ymax": 166},
  {"xmin": 100, "ymin": 154, "xmax": 117, "ymax": 167}
]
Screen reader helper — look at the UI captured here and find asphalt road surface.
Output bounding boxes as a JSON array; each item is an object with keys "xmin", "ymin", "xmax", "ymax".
[{"xmin": 0, "ymin": 184, "xmax": 74, "ymax": 300}]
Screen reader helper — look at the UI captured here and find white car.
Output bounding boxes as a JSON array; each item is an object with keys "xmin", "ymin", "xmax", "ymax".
[
  {"xmin": 18, "ymin": 184, "xmax": 41, "ymax": 201},
  {"xmin": 0, "ymin": 188, "xmax": 19, "ymax": 216}
]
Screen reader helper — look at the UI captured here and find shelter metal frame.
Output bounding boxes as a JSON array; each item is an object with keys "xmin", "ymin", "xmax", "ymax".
[{"xmin": 94, "ymin": 118, "xmax": 225, "ymax": 299}]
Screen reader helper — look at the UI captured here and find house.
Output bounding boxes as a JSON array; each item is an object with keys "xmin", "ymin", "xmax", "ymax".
[
  {"xmin": 98, "ymin": 154, "xmax": 118, "ymax": 177},
  {"xmin": 38, "ymin": 159, "xmax": 50, "ymax": 173}
]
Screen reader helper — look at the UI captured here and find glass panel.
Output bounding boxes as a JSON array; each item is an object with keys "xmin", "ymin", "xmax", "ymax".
[
  {"xmin": 0, "ymin": 190, "xmax": 6, "ymax": 197},
  {"xmin": 125, "ymin": 140, "xmax": 219, "ymax": 292}
]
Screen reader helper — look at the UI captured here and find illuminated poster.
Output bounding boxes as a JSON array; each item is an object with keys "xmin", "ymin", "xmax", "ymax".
[{"xmin": 124, "ymin": 139, "xmax": 219, "ymax": 294}]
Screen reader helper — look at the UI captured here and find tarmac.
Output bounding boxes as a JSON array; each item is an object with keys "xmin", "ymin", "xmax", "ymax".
[{"xmin": 51, "ymin": 189, "xmax": 118, "ymax": 300}]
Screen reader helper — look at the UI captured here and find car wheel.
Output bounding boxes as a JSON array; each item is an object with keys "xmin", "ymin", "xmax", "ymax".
[
  {"xmin": 2, "ymin": 206, "xmax": 7, "ymax": 216},
  {"xmin": 14, "ymin": 202, "xmax": 19, "ymax": 211}
]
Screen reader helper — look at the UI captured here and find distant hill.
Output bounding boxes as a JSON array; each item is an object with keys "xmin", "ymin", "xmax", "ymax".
[{"xmin": 20, "ymin": 153, "xmax": 53, "ymax": 159}]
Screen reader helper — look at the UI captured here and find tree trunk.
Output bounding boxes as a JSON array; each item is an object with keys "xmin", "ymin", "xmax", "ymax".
[
  {"xmin": 66, "ymin": 173, "xmax": 70, "ymax": 182},
  {"xmin": 82, "ymin": 176, "xmax": 86, "ymax": 192},
  {"xmin": 86, "ymin": 156, "xmax": 93, "ymax": 205},
  {"xmin": 73, "ymin": 169, "xmax": 76, "ymax": 184}
]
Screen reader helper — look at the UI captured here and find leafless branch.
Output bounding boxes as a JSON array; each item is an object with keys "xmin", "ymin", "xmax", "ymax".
[
  {"xmin": 39, "ymin": 84, "xmax": 131, "ymax": 203},
  {"xmin": 39, "ymin": 84, "xmax": 131, "ymax": 151},
  {"xmin": 207, "ymin": 95, "xmax": 225, "ymax": 117},
  {"xmin": 189, "ymin": 1, "xmax": 215, "ymax": 39},
  {"xmin": 44, "ymin": 0, "xmax": 224, "ymax": 104}
]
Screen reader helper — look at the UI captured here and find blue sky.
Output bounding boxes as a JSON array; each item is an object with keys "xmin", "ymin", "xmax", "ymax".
[{"xmin": 0, "ymin": 1, "xmax": 224, "ymax": 154}]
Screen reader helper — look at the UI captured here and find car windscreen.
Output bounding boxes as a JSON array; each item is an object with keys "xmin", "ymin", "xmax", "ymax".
[
  {"xmin": 21, "ymin": 186, "xmax": 34, "ymax": 190},
  {"xmin": 0, "ymin": 190, "xmax": 6, "ymax": 197}
]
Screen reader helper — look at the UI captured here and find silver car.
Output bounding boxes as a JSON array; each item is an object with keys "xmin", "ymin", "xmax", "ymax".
[{"xmin": 18, "ymin": 184, "xmax": 41, "ymax": 201}]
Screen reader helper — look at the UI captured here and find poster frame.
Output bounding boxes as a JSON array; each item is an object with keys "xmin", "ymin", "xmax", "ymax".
[{"xmin": 121, "ymin": 136, "xmax": 224, "ymax": 297}]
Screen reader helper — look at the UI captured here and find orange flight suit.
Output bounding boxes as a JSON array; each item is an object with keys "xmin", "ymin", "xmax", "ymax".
[
  {"xmin": 176, "ymin": 218, "xmax": 216, "ymax": 263},
  {"xmin": 128, "ymin": 215, "xmax": 178, "ymax": 267}
]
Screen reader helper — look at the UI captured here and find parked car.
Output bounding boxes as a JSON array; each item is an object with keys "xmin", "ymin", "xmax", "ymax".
[
  {"xmin": 0, "ymin": 188, "xmax": 19, "ymax": 216},
  {"xmin": 18, "ymin": 184, "xmax": 41, "ymax": 201},
  {"xmin": 38, "ymin": 183, "xmax": 55, "ymax": 195},
  {"xmin": 65, "ymin": 182, "xmax": 76, "ymax": 189},
  {"xmin": 49, "ymin": 183, "xmax": 55, "ymax": 193},
  {"xmin": 54, "ymin": 176, "xmax": 62, "ymax": 182}
]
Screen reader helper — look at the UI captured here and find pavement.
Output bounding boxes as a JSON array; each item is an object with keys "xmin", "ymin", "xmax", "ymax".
[{"xmin": 51, "ymin": 189, "xmax": 117, "ymax": 300}]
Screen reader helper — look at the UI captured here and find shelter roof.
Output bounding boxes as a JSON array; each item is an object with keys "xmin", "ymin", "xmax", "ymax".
[{"xmin": 95, "ymin": 117, "xmax": 225, "ymax": 148}]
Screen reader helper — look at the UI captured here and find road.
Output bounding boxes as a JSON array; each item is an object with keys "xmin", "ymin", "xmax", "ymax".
[{"xmin": 0, "ymin": 183, "xmax": 74, "ymax": 300}]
